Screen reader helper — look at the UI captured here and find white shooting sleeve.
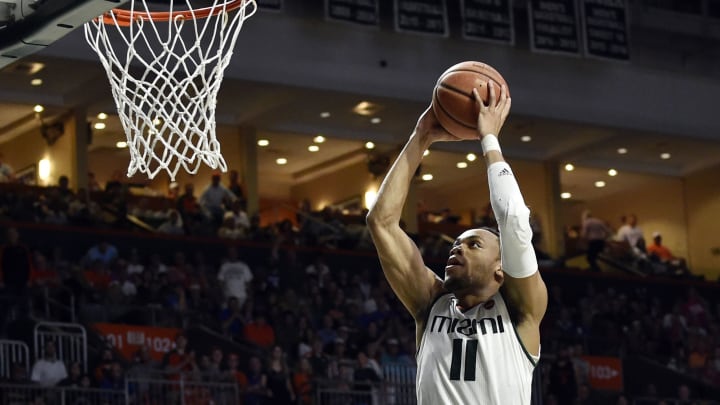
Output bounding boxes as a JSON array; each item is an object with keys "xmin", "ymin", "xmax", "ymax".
[{"xmin": 487, "ymin": 161, "xmax": 538, "ymax": 278}]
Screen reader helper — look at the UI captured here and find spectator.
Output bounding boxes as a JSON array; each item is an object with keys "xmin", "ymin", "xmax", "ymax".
[
  {"xmin": 220, "ymin": 296, "xmax": 245, "ymax": 338},
  {"xmin": 176, "ymin": 183, "xmax": 203, "ymax": 232},
  {"xmin": 84, "ymin": 241, "xmax": 118, "ymax": 266},
  {"xmin": 87, "ymin": 172, "xmax": 101, "ymax": 192},
  {"xmin": 243, "ymin": 312, "xmax": 275, "ymax": 349},
  {"xmin": 581, "ymin": 210, "xmax": 611, "ymax": 272},
  {"xmin": 616, "ymin": 214, "xmax": 646, "ymax": 258},
  {"xmin": 226, "ymin": 199, "xmax": 250, "ymax": 233},
  {"xmin": 575, "ymin": 383, "xmax": 600, "ymax": 405},
  {"xmin": 57, "ymin": 175, "xmax": 74, "ymax": 200},
  {"xmin": 227, "ymin": 353, "xmax": 248, "ymax": 389},
  {"xmin": 245, "ymin": 356, "xmax": 270, "ymax": 405},
  {"xmin": 0, "ymin": 153, "xmax": 15, "ymax": 182},
  {"xmin": 293, "ymin": 358, "xmax": 314, "ymax": 405},
  {"xmin": 162, "ymin": 333, "xmax": 198, "ymax": 381},
  {"xmin": 353, "ymin": 351, "xmax": 382, "ymax": 404},
  {"xmin": 29, "ymin": 251, "xmax": 60, "ymax": 287},
  {"xmin": 1, "ymin": 227, "xmax": 32, "ymax": 291},
  {"xmin": 217, "ymin": 247, "xmax": 253, "ymax": 307},
  {"xmin": 266, "ymin": 346, "xmax": 295, "ymax": 405},
  {"xmin": 677, "ymin": 384, "xmax": 692, "ymax": 405},
  {"xmin": 99, "ymin": 362, "xmax": 125, "ymax": 390},
  {"xmin": 548, "ymin": 348, "xmax": 577, "ymax": 405},
  {"xmin": 218, "ymin": 211, "xmax": 244, "ymax": 239},
  {"xmin": 646, "ymin": 232, "xmax": 690, "ymax": 276},
  {"xmin": 30, "ymin": 341, "xmax": 68, "ymax": 387},
  {"xmin": 200, "ymin": 172, "xmax": 236, "ymax": 225},
  {"xmin": 227, "ymin": 169, "xmax": 246, "ymax": 204},
  {"xmin": 157, "ymin": 209, "xmax": 185, "ymax": 235}
]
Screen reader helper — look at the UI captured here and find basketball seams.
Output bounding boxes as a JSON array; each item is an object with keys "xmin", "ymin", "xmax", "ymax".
[{"xmin": 433, "ymin": 87, "xmax": 476, "ymax": 130}]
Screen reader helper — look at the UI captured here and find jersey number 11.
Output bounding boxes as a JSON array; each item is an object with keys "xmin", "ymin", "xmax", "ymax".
[{"xmin": 449, "ymin": 338, "xmax": 478, "ymax": 381}]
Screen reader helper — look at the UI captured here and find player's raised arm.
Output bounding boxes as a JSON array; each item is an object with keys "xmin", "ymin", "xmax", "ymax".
[
  {"xmin": 366, "ymin": 108, "xmax": 459, "ymax": 320},
  {"xmin": 474, "ymin": 82, "xmax": 548, "ymax": 356}
]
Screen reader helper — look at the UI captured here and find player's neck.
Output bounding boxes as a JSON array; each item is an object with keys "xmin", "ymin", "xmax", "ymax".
[{"xmin": 454, "ymin": 288, "xmax": 497, "ymax": 311}]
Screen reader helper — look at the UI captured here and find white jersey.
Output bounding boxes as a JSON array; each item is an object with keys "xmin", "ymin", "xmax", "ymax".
[{"xmin": 416, "ymin": 292, "xmax": 537, "ymax": 405}]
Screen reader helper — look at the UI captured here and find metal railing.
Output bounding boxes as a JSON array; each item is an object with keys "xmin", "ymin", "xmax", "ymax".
[
  {"xmin": 126, "ymin": 376, "xmax": 239, "ymax": 405},
  {"xmin": 0, "ymin": 340, "xmax": 30, "ymax": 380},
  {"xmin": 633, "ymin": 398, "xmax": 720, "ymax": 405},
  {"xmin": 34, "ymin": 321, "xmax": 88, "ymax": 373},
  {"xmin": 0, "ymin": 383, "xmax": 125, "ymax": 405}
]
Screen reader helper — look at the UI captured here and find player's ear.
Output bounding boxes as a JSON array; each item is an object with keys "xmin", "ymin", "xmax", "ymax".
[{"xmin": 494, "ymin": 267, "xmax": 504, "ymax": 284}]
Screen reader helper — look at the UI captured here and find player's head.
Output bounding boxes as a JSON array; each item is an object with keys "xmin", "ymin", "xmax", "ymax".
[{"xmin": 443, "ymin": 227, "xmax": 502, "ymax": 294}]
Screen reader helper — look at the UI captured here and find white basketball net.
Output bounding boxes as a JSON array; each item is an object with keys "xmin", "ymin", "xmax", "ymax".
[{"xmin": 84, "ymin": 0, "xmax": 257, "ymax": 180}]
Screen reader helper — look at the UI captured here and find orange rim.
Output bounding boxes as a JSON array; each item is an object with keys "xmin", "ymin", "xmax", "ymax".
[{"xmin": 100, "ymin": 0, "xmax": 250, "ymax": 26}]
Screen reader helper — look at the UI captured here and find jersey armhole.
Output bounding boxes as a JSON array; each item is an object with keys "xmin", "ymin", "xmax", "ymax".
[
  {"xmin": 416, "ymin": 292, "xmax": 451, "ymax": 357},
  {"xmin": 510, "ymin": 321, "xmax": 539, "ymax": 367}
]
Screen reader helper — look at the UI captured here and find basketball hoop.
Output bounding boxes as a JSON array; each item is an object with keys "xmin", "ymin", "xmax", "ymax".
[{"xmin": 84, "ymin": 0, "xmax": 257, "ymax": 180}]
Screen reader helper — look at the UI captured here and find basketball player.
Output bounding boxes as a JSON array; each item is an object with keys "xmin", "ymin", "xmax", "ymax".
[{"xmin": 366, "ymin": 82, "xmax": 547, "ymax": 404}]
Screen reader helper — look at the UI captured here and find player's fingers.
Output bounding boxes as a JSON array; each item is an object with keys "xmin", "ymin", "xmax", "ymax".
[
  {"xmin": 487, "ymin": 81, "xmax": 497, "ymax": 109},
  {"xmin": 472, "ymin": 88, "xmax": 485, "ymax": 110},
  {"xmin": 496, "ymin": 85, "xmax": 508, "ymax": 111},
  {"xmin": 502, "ymin": 97, "xmax": 512, "ymax": 120}
]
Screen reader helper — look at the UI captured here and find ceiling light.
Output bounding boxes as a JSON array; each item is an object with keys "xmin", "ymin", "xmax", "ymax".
[
  {"xmin": 276, "ymin": 157, "xmax": 288, "ymax": 165},
  {"xmin": 320, "ymin": 112, "xmax": 331, "ymax": 118},
  {"xmin": 97, "ymin": 112, "xmax": 108, "ymax": 120},
  {"xmin": 456, "ymin": 162, "xmax": 468, "ymax": 169},
  {"xmin": 423, "ymin": 150, "xmax": 429, "ymax": 157},
  {"xmin": 313, "ymin": 135, "xmax": 326, "ymax": 143},
  {"xmin": 421, "ymin": 174, "xmax": 433, "ymax": 181},
  {"xmin": 353, "ymin": 101, "xmax": 379, "ymax": 116},
  {"xmin": 617, "ymin": 147, "xmax": 628, "ymax": 155},
  {"xmin": 257, "ymin": 139, "xmax": 269, "ymax": 147},
  {"xmin": 608, "ymin": 169, "xmax": 618, "ymax": 176},
  {"xmin": 521, "ymin": 135, "xmax": 532, "ymax": 142},
  {"xmin": 595, "ymin": 181, "xmax": 606, "ymax": 188},
  {"xmin": 116, "ymin": 141, "xmax": 128, "ymax": 148},
  {"xmin": 30, "ymin": 78, "xmax": 43, "ymax": 86},
  {"xmin": 153, "ymin": 118, "xmax": 162, "ymax": 126},
  {"xmin": 365, "ymin": 141, "xmax": 375, "ymax": 149},
  {"xmin": 93, "ymin": 122, "xmax": 106, "ymax": 130},
  {"xmin": 370, "ymin": 117, "xmax": 382, "ymax": 124},
  {"xmin": 33, "ymin": 104, "xmax": 44, "ymax": 113},
  {"xmin": 560, "ymin": 192, "xmax": 572, "ymax": 199},
  {"xmin": 308, "ymin": 145, "xmax": 319, "ymax": 152},
  {"xmin": 660, "ymin": 153, "xmax": 671, "ymax": 160},
  {"xmin": 466, "ymin": 153, "xmax": 477, "ymax": 162},
  {"xmin": 564, "ymin": 163, "xmax": 575, "ymax": 171}
]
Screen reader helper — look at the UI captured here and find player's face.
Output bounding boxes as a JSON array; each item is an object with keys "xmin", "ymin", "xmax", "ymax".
[{"xmin": 443, "ymin": 229, "xmax": 501, "ymax": 293}]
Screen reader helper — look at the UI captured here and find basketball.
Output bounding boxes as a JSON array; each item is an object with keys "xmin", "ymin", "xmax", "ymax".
[{"xmin": 432, "ymin": 61, "xmax": 509, "ymax": 139}]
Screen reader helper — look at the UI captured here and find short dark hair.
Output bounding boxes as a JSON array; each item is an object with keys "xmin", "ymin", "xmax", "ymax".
[{"xmin": 478, "ymin": 227, "xmax": 500, "ymax": 238}]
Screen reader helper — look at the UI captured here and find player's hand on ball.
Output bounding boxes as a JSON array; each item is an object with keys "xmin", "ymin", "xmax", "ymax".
[
  {"xmin": 473, "ymin": 81, "xmax": 511, "ymax": 139},
  {"xmin": 415, "ymin": 105, "xmax": 463, "ymax": 143}
]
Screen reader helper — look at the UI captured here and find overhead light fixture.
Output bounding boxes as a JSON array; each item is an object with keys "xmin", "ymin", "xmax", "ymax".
[
  {"xmin": 94, "ymin": 122, "xmax": 106, "ymax": 130},
  {"xmin": 608, "ymin": 169, "xmax": 618, "ymax": 176},
  {"xmin": 456, "ymin": 162, "xmax": 468, "ymax": 169},
  {"xmin": 370, "ymin": 117, "xmax": 382, "ymax": 124},
  {"xmin": 116, "ymin": 141, "xmax": 128, "ymax": 148},
  {"xmin": 308, "ymin": 145, "xmax": 319, "ymax": 152},
  {"xmin": 564, "ymin": 163, "xmax": 575, "ymax": 171},
  {"xmin": 320, "ymin": 112, "xmax": 331, "ymax": 118},
  {"xmin": 353, "ymin": 101, "xmax": 379, "ymax": 116},
  {"xmin": 38, "ymin": 158, "xmax": 51, "ymax": 182},
  {"xmin": 276, "ymin": 157, "xmax": 288, "ymax": 165},
  {"xmin": 466, "ymin": 153, "xmax": 477, "ymax": 162},
  {"xmin": 617, "ymin": 147, "xmax": 628, "ymax": 155},
  {"xmin": 423, "ymin": 150, "xmax": 430, "ymax": 157},
  {"xmin": 521, "ymin": 135, "xmax": 532, "ymax": 142},
  {"xmin": 30, "ymin": 78, "xmax": 43, "ymax": 86},
  {"xmin": 257, "ymin": 139, "xmax": 269, "ymax": 147},
  {"xmin": 421, "ymin": 174, "xmax": 433, "ymax": 181},
  {"xmin": 595, "ymin": 181, "xmax": 606, "ymax": 188},
  {"xmin": 313, "ymin": 135, "xmax": 326, "ymax": 143},
  {"xmin": 153, "ymin": 118, "xmax": 162, "ymax": 126},
  {"xmin": 365, "ymin": 141, "xmax": 375, "ymax": 149},
  {"xmin": 97, "ymin": 112, "xmax": 108, "ymax": 120},
  {"xmin": 660, "ymin": 153, "xmax": 671, "ymax": 160},
  {"xmin": 33, "ymin": 104, "xmax": 44, "ymax": 113},
  {"xmin": 560, "ymin": 192, "xmax": 572, "ymax": 199}
]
